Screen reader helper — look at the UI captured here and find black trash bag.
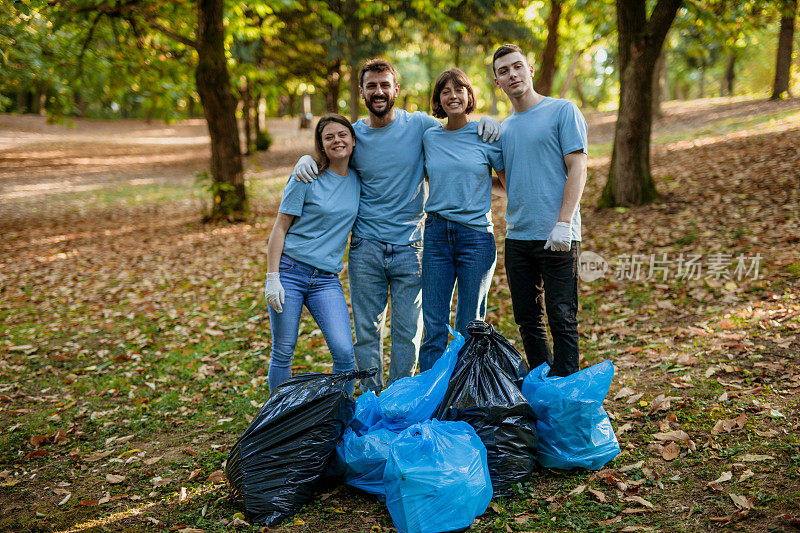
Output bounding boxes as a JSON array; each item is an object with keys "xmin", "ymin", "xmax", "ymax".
[
  {"xmin": 455, "ymin": 320, "xmax": 529, "ymax": 386},
  {"xmin": 225, "ymin": 369, "xmax": 375, "ymax": 526},
  {"xmin": 435, "ymin": 321, "xmax": 537, "ymax": 497}
]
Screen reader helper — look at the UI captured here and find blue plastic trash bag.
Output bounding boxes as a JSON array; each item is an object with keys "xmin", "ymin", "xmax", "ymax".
[
  {"xmin": 521, "ymin": 360, "xmax": 620, "ymax": 470},
  {"xmin": 383, "ymin": 419, "xmax": 492, "ymax": 533},
  {"xmin": 350, "ymin": 390, "xmax": 384, "ymax": 435},
  {"xmin": 332, "ymin": 427, "xmax": 399, "ymax": 499},
  {"xmin": 378, "ymin": 331, "xmax": 465, "ymax": 431}
]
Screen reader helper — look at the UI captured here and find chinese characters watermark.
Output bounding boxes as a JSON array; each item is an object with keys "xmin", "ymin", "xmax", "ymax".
[{"xmin": 579, "ymin": 252, "xmax": 762, "ymax": 283}]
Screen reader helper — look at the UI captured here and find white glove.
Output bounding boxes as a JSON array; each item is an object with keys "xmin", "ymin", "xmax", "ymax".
[
  {"xmin": 293, "ymin": 155, "xmax": 319, "ymax": 183},
  {"xmin": 264, "ymin": 273, "xmax": 285, "ymax": 313},
  {"xmin": 477, "ymin": 115, "xmax": 501, "ymax": 143},
  {"xmin": 544, "ymin": 222, "xmax": 572, "ymax": 252}
]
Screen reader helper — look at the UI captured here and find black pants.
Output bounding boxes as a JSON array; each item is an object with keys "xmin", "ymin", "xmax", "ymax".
[{"xmin": 505, "ymin": 239, "xmax": 579, "ymax": 377}]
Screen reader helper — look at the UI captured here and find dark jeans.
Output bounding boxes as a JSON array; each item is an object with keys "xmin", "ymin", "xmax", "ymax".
[{"xmin": 505, "ymin": 239, "xmax": 580, "ymax": 377}]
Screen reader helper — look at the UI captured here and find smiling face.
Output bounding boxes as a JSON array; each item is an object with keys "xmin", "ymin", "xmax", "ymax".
[
  {"xmin": 360, "ymin": 70, "xmax": 399, "ymax": 118},
  {"xmin": 493, "ymin": 51, "xmax": 535, "ymax": 99},
  {"xmin": 320, "ymin": 121, "xmax": 354, "ymax": 162},
  {"xmin": 439, "ymin": 79, "xmax": 470, "ymax": 119}
]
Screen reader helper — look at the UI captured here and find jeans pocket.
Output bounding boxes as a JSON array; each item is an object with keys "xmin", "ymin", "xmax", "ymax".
[
  {"xmin": 349, "ymin": 236, "xmax": 363, "ymax": 250},
  {"xmin": 279, "ymin": 255, "xmax": 296, "ymax": 272}
]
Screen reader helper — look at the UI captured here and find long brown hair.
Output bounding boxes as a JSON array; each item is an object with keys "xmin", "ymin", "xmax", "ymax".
[{"xmin": 314, "ymin": 114, "xmax": 356, "ymax": 171}]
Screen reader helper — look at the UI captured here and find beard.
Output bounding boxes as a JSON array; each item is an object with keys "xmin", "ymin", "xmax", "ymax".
[{"xmin": 365, "ymin": 93, "xmax": 395, "ymax": 117}]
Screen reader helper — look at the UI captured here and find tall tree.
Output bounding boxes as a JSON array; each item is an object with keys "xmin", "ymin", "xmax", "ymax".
[
  {"xmin": 534, "ymin": 0, "xmax": 563, "ymax": 95},
  {"xmin": 771, "ymin": 0, "xmax": 797, "ymax": 99},
  {"xmin": 194, "ymin": 0, "xmax": 246, "ymax": 220},
  {"xmin": 599, "ymin": 0, "xmax": 682, "ymax": 207}
]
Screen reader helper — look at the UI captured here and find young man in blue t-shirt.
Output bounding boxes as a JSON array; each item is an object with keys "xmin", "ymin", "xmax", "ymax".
[
  {"xmin": 292, "ymin": 59, "xmax": 500, "ymax": 392},
  {"xmin": 492, "ymin": 43, "xmax": 588, "ymax": 377}
]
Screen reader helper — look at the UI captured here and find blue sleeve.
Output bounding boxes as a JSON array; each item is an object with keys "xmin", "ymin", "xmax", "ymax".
[
  {"xmin": 416, "ymin": 111, "xmax": 441, "ymax": 132},
  {"xmin": 558, "ymin": 101, "xmax": 588, "ymax": 156},
  {"xmin": 486, "ymin": 139, "xmax": 504, "ymax": 172},
  {"xmin": 278, "ymin": 175, "xmax": 307, "ymax": 217}
]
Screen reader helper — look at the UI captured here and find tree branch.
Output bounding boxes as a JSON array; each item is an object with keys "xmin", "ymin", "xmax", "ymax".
[{"xmin": 143, "ymin": 15, "xmax": 198, "ymax": 49}]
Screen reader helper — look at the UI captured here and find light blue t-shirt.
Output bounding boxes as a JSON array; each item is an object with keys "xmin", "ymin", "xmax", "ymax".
[
  {"xmin": 278, "ymin": 168, "xmax": 361, "ymax": 273},
  {"xmin": 422, "ymin": 121, "xmax": 504, "ymax": 233},
  {"xmin": 350, "ymin": 109, "xmax": 440, "ymax": 244},
  {"xmin": 501, "ymin": 97, "xmax": 588, "ymax": 241}
]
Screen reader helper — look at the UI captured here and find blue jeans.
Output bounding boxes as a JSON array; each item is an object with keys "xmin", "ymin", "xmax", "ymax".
[
  {"xmin": 267, "ymin": 255, "xmax": 356, "ymax": 393},
  {"xmin": 419, "ymin": 214, "xmax": 497, "ymax": 372},
  {"xmin": 348, "ymin": 236, "xmax": 423, "ymax": 393}
]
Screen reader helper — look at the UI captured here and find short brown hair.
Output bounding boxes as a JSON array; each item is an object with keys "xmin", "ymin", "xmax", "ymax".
[
  {"xmin": 314, "ymin": 114, "xmax": 355, "ymax": 171},
  {"xmin": 430, "ymin": 68, "xmax": 476, "ymax": 119},
  {"xmin": 359, "ymin": 58, "xmax": 398, "ymax": 88},
  {"xmin": 492, "ymin": 43, "xmax": 526, "ymax": 74}
]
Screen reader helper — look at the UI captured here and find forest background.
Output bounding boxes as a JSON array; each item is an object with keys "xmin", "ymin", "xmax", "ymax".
[{"xmin": 1, "ymin": 0, "xmax": 799, "ymax": 532}]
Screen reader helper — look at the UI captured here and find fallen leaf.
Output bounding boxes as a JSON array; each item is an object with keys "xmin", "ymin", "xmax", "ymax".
[
  {"xmin": 514, "ymin": 514, "xmax": 532, "ymax": 524},
  {"xmin": 85, "ymin": 450, "xmax": 113, "ymax": 463},
  {"xmin": 58, "ymin": 493, "xmax": 71, "ymax": 506},
  {"xmin": 144, "ymin": 456, "xmax": 163, "ymax": 465},
  {"xmin": 739, "ymin": 469, "xmax": 754, "ymax": 482},
  {"xmin": 24, "ymin": 449, "xmax": 50, "ymax": 460},
  {"xmin": 729, "ymin": 493, "xmax": 753, "ymax": 510},
  {"xmin": 712, "ymin": 413, "xmax": 746, "ymax": 435},
  {"xmin": 622, "ymin": 508, "xmax": 652, "ymax": 514},
  {"xmin": 30, "ymin": 434, "xmax": 50, "ymax": 448},
  {"xmin": 106, "ymin": 474, "xmax": 125, "ymax": 484},
  {"xmin": 207, "ymin": 470, "xmax": 225, "ymax": 484},
  {"xmin": 739, "ymin": 454, "xmax": 774, "ymax": 462},
  {"xmin": 626, "ymin": 496, "xmax": 655, "ymax": 508},
  {"xmin": 588, "ymin": 488, "xmax": 607, "ymax": 502},
  {"xmin": 707, "ymin": 471, "xmax": 733, "ymax": 491},
  {"xmin": 79, "ymin": 499, "xmax": 99, "ymax": 506},
  {"xmin": 616, "ymin": 422, "xmax": 634, "ymax": 436},
  {"xmin": 626, "ymin": 392, "xmax": 644, "ymax": 404},
  {"xmin": 489, "ymin": 502, "xmax": 502, "ymax": 513},
  {"xmin": 188, "ymin": 469, "xmax": 201, "ymax": 481},
  {"xmin": 619, "ymin": 460, "xmax": 644, "ymax": 473},
  {"xmin": 179, "ymin": 486, "xmax": 188, "ymax": 503},
  {"xmin": 98, "ymin": 492, "xmax": 111, "ymax": 504},
  {"xmin": 183, "ymin": 447, "xmax": 198, "ymax": 457},
  {"xmin": 662, "ymin": 441, "xmax": 680, "ymax": 461},
  {"xmin": 568, "ymin": 484, "xmax": 586, "ymax": 496},
  {"xmin": 614, "ymin": 387, "xmax": 636, "ymax": 400},
  {"xmin": 653, "ymin": 430, "xmax": 690, "ymax": 442}
]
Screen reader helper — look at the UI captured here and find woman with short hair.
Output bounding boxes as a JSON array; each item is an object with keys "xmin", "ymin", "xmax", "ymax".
[{"xmin": 418, "ymin": 68, "xmax": 505, "ymax": 372}]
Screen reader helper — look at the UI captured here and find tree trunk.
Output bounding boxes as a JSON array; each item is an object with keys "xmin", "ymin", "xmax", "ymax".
[
  {"xmin": 652, "ymin": 49, "xmax": 665, "ymax": 117},
  {"xmin": 349, "ymin": 63, "xmax": 360, "ymax": 122},
  {"xmin": 534, "ymin": 0, "xmax": 562, "ymax": 96},
  {"xmin": 600, "ymin": 0, "xmax": 681, "ymax": 208},
  {"xmin": 241, "ymin": 80, "xmax": 253, "ymax": 155},
  {"xmin": 254, "ymin": 94, "xmax": 262, "ymax": 137},
  {"xmin": 325, "ymin": 57, "xmax": 342, "ymax": 113},
  {"xmin": 299, "ymin": 91, "xmax": 312, "ymax": 129},
  {"xmin": 771, "ymin": 0, "xmax": 797, "ymax": 100},
  {"xmin": 723, "ymin": 52, "xmax": 735, "ymax": 96},
  {"xmin": 195, "ymin": 0, "xmax": 246, "ymax": 221}
]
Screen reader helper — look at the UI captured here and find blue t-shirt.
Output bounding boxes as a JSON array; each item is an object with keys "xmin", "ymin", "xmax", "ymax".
[
  {"xmin": 278, "ymin": 168, "xmax": 361, "ymax": 273},
  {"xmin": 350, "ymin": 109, "xmax": 440, "ymax": 244},
  {"xmin": 422, "ymin": 121, "xmax": 504, "ymax": 233},
  {"xmin": 500, "ymin": 97, "xmax": 588, "ymax": 241}
]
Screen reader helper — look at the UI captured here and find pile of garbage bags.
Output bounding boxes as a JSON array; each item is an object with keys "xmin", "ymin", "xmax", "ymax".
[{"xmin": 225, "ymin": 321, "xmax": 620, "ymax": 532}]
